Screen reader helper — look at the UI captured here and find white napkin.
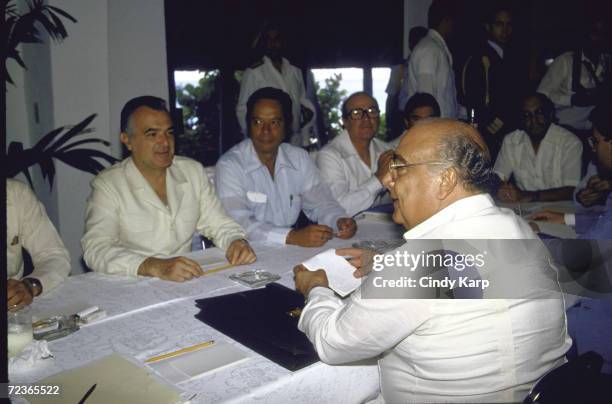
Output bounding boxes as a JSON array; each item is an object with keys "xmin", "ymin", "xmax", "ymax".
[{"xmin": 9, "ymin": 340, "xmax": 54, "ymax": 373}]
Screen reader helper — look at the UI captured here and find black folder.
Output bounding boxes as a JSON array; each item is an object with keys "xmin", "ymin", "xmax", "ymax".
[{"xmin": 194, "ymin": 283, "xmax": 319, "ymax": 371}]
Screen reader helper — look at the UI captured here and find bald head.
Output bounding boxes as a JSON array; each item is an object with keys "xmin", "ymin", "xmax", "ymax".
[
  {"xmin": 389, "ymin": 119, "xmax": 495, "ymax": 229},
  {"xmin": 398, "ymin": 119, "xmax": 492, "ymax": 192}
]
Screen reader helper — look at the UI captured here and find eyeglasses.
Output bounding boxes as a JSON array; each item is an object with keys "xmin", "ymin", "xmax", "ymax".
[
  {"xmin": 251, "ymin": 117, "xmax": 283, "ymax": 128},
  {"xmin": 389, "ymin": 158, "xmax": 449, "ymax": 180},
  {"xmin": 345, "ymin": 107, "xmax": 380, "ymax": 120}
]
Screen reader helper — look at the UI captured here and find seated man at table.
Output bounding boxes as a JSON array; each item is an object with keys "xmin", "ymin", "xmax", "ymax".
[
  {"xmin": 215, "ymin": 87, "xmax": 356, "ymax": 247},
  {"xmin": 530, "ymin": 104, "xmax": 612, "ymax": 238},
  {"xmin": 294, "ymin": 119, "xmax": 570, "ymax": 403},
  {"xmin": 316, "ymin": 91, "xmax": 393, "ymax": 217},
  {"xmin": 389, "ymin": 92, "xmax": 441, "ymax": 148},
  {"xmin": 495, "ymin": 92, "xmax": 582, "ymax": 203},
  {"xmin": 82, "ymin": 96, "xmax": 256, "ymax": 282},
  {"xmin": 7, "ymin": 179, "xmax": 71, "ymax": 307}
]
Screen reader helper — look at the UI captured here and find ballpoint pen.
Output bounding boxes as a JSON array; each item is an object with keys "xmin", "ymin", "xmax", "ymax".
[{"xmin": 78, "ymin": 383, "xmax": 97, "ymax": 404}]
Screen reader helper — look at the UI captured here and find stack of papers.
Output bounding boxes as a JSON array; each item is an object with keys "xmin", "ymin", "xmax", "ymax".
[{"xmin": 302, "ymin": 249, "xmax": 361, "ymax": 297}]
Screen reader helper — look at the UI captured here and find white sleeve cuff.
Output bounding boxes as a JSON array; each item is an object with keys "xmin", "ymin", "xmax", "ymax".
[
  {"xmin": 564, "ymin": 213, "xmax": 576, "ymax": 226},
  {"xmin": 267, "ymin": 227, "xmax": 293, "ymax": 245}
]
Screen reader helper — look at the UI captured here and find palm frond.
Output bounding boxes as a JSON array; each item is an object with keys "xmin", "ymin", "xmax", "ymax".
[
  {"xmin": 6, "ymin": 114, "xmax": 118, "ymax": 190},
  {"xmin": 56, "ymin": 138, "xmax": 111, "ymax": 153}
]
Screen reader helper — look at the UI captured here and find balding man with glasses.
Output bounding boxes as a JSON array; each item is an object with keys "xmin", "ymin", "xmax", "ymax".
[{"xmin": 316, "ymin": 92, "xmax": 393, "ymax": 217}]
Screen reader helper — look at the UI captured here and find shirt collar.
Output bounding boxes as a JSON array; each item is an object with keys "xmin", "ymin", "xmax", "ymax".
[
  {"xmin": 243, "ymin": 138, "xmax": 297, "ymax": 174},
  {"xmin": 487, "ymin": 40, "xmax": 504, "ymax": 59},
  {"xmin": 403, "ymin": 193, "xmax": 496, "ymax": 239}
]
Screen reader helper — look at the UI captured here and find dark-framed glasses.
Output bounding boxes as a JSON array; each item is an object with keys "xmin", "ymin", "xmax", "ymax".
[{"xmin": 346, "ymin": 107, "xmax": 380, "ymax": 120}]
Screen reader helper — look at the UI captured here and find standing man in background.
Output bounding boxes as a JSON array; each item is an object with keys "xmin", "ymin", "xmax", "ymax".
[
  {"xmin": 407, "ymin": 0, "xmax": 458, "ymax": 119},
  {"xmin": 236, "ymin": 23, "xmax": 316, "ymax": 147}
]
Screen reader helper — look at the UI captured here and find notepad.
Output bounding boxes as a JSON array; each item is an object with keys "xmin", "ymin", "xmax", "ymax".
[
  {"xmin": 302, "ymin": 249, "xmax": 361, "ymax": 297},
  {"xmin": 148, "ymin": 341, "xmax": 249, "ymax": 384},
  {"xmin": 25, "ymin": 353, "xmax": 180, "ymax": 404}
]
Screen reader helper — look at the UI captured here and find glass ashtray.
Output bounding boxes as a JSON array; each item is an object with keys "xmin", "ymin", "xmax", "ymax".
[{"xmin": 229, "ymin": 269, "xmax": 280, "ymax": 288}]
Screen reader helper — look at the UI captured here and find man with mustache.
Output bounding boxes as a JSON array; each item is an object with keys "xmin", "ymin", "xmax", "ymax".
[
  {"xmin": 495, "ymin": 92, "xmax": 582, "ymax": 203},
  {"xmin": 82, "ymin": 96, "xmax": 255, "ymax": 282}
]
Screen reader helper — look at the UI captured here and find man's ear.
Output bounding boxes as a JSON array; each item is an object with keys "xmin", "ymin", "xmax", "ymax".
[
  {"xmin": 437, "ymin": 167, "xmax": 458, "ymax": 199},
  {"xmin": 120, "ymin": 132, "xmax": 131, "ymax": 151}
]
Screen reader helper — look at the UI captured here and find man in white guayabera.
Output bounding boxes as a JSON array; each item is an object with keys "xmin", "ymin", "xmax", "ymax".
[{"xmin": 294, "ymin": 119, "xmax": 571, "ymax": 403}]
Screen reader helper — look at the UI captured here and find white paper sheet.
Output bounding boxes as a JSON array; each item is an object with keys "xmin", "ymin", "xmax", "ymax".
[
  {"xmin": 302, "ymin": 249, "xmax": 361, "ymax": 297},
  {"xmin": 148, "ymin": 341, "xmax": 249, "ymax": 384}
]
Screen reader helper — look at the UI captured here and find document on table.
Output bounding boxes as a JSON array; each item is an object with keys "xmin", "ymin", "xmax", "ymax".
[
  {"xmin": 302, "ymin": 249, "xmax": 361, "ymax": 297},
  {"xmin": 148, "ymin": 341, "xmax": 249, "ymax": 384},
  {"xmin": 24, "ymin": 353, "xmax": 180, "ymax": 404}
]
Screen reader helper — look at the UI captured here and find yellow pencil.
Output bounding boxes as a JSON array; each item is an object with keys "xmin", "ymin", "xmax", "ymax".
[
  {"xmin": 202, "ymin": 263, "xmax": 233, "ymax": 275},
  {"xmin": 145, "ymin": 340, "xmax": 215, "ymax": 363}
]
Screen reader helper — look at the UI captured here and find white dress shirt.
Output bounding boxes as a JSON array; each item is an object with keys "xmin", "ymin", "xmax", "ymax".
[
  {"xmin": 316, "ymin": 129, "xmax": 393, "ymax": 217},
  {"xmin": 299, "ymin": 194, "xmax": 571, "ymax": 403},
  {"xmin": 82, "ymin": 156, "xmax": 246, "ymax": 277},
  {"xmin": 494, "ymin": 123, "xmax": 583, "ymax": 191},
  {"xmin": 215, "ymin": 139, "xmax": 348, "ymax": 245},
  {"xmin": 407, "ymin": 29, "xmax": 458, "ymax": 118},
  {"xmin": 7, "ymin": 179, "xmax": 70, "ymax": 295},
  {"xmin": 236, "ymin": 56, "xmax": 316, "ymax": 146},
  {"xmin": 538, "ymin": 51, "xmax": 611, "ymax": 131}
]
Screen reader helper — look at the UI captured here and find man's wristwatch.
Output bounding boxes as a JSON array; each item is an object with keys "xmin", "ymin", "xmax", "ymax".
[{"xmin": 23, "ymin": 277, "xmax": 43, "ymax": 297}]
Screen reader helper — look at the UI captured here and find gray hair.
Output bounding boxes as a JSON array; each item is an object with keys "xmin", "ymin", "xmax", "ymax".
[{"xmin": 435, "ymin": 131, "xmax": 496, "ymax": 192}]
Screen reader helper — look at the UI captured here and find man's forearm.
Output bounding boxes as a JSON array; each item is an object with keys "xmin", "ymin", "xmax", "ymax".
[{"xmin": 535, "ymin": 186, "xmax": 576, "ymax": 202}]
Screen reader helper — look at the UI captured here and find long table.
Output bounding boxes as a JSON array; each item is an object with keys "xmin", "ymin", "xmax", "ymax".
[{"xmin": 9, "ymin": 217, "xmax": 404, "ymax": 403}]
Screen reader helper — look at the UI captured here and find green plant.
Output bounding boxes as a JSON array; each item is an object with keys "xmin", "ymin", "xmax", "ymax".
[
  {"xmin": 4, "ymin": 0, "xmax": 117, "ymax": 189},
  {"xmin": 4, "ymin": 0, "xmax": 76, "ymax": 84},
  {"xmin": 314, "ymin": 73, "xmax": 347, "ymax": 140},
  {"xmin": 6, "ymin": 114, "xmax": 117, "ymax": 189}
]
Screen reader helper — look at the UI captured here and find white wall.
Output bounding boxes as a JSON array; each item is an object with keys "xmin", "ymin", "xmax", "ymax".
[
  {"xmin": 6, "ymin": 0, "xmax": 58, "ymax": 225},
  {"xmin": 8, "ymin": 0, "xmax": 169, "ymax": 274},
  {"xmin": 403, "ymin": 0, "xmax": 432, "ymax": 58},
  {"xmin": 108, "ymin": 0, "xmax": 169, "ymax": 153}
]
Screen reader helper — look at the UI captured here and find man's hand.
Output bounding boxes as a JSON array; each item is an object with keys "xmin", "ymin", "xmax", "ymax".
[
  {"xmin": 335, "ymin": 218, "xmax": 357, "ymax": 239},
  {"xmin": 138, "ymin": 256, "xmax": 204, "ymax": 282},
  {"xmin": 375, "ymin": 150, "xmax": 394, "ymax": 182},
  {"xmin": 335, "ymin": 247, "xmax": 376, "ymax": 278},
  {"xmin": 293, "ymin": 264, "xmax": 329, "ymax": 296},
  {"xmin": 528, "ymin": 210, "xmax": 565, "ymax": 224},
  {"xmin": 286, "ymin": 224, "xmax": 333, "ymax": 247},
  {"xmin": 577, "ymin": 188, "xmax": 607, "ymax": 207},
  {"xmin": 7, "ymin": 279, "xmax": 33, "ymax": 308},
  {"xmin": 587, "ymin": 176, "xmax": 612, "ymax": 193},
  {"xmin": 497, "ymin": 182, "xmax": 532, "ymax": 203},
  {"xmin": 226, "ymin": 239, "xmax": 257, "ymax": 265}
]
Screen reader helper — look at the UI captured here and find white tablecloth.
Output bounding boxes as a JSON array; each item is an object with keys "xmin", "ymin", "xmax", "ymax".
[{"xmin": 10, "ymin": 218, "xmax": 404, "ymax": 403}]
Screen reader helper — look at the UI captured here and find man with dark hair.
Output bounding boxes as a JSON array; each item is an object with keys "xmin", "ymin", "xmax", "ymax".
[
  {"xmin": 389, "ymin": 92, "xmax": 441, "ymax": 147},
  {"xmin": 460, "ymin": 2, "xmax": 521, "ymax": 160},
  {"xmin": 216, "ymin": 88, "xmax": 356, "ymax": 247},
  {"xmin": 294, "ymin": 119, "xmax": 569, "ymax": 402},
  {"xmin": 316, "ymin": 92, "xmax": 393, "ymax": 217},
  {"xmin": 538, "ymin": 14, "xmax": 611, "ymax": 133},
  {"xmin": 82, "ymin": 96, "xmax": 256, "ymax": 282},
  {"xmin": 531, "ymin": 103, "xmax": 612, "ymax": 238},
  {"xmin": 407, "ymin": 0, "xmax": 458, "ymax": 118},
  {"xmin": 236, "ymin": 23, "xmax": 316, "ymax": 147},
  {"xmin": 495, "ymin": 92, "xmax": 582, "ymax": 202}
]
